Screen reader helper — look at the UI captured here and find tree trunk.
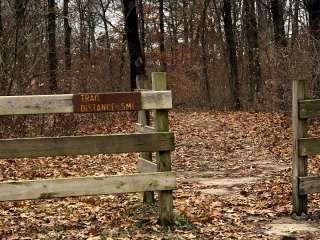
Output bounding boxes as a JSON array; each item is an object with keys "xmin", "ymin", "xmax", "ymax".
[
  {"xmin": 223, "ymin": 0, "xmax": 241, "ymax": 110},
  {"xmin": 64, "ymin": 0, "xmax": 71, "ymax": 71},
  {"xmin": 168, "ymin": 1, "xmax": 178, "ymax": 64},
  {"xmin": 97, "ymin": 0, "xmax": 113, "ymax": 85},
  {"xmin": 304, "ymin": 0, "xmax": 320, "ymax": 95},
  {"xmin": 292, "ymin": 0, "xmax": 300, "ymax": 42},
  {"xmin": 103, "ymin": 19, "xmax": 113, "ymax": 79},
  {"xmin": 0, "ymin": 0, "xmax": 3, "ymax": 35},
  {"xmin": 78, "ymin": 1, "xmax": 86, "ymax": 61},
  {"xmin": 48, "ymin": 0, "xmax": 58, "ymax": 92},
  {"xmin": 0, "ymin": 0, "xmax": 4, "ymax": 94},
  {"xmin": 7, "ymin": 0, "xmax": 27, "ymax": 95},
  {"xmin": 188, "ymin": 0, "xmax": 196, "ymax": 46},
  {"xmin": 137, "ymin": 0, "xmax": 146, "ymax": 65},
  {"xmin": 243, "ymin": 0, "xmax": 262, "ymax": 103},
  {"xmin": 159, "ymin": 0, "xmax": 166, "ymax": 71},
  {"xmin": 182, "ymin": 0, "xmax": 189, "ymax": 45},
  {"xmin": 304, "ymin": 1, "xmax": 320, "ymax": 40},
  {"xmin": 122, "ymin": 0, "xmax": 144, "ymax": 90},
  {"xmin": 271, "ymin": 0, "xmax": 287, "ymax": 47},
  {"xmin": 200, "ymin": 0, "xmax": 210, "ymax": 104},
  {"xmin": 87, "ymin": 4, "xmax": 96, "ymax": 61}
]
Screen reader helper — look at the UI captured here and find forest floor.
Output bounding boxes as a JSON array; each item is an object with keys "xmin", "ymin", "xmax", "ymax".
[{"xmin": 1, "ymin": 110, "xmax": 320, "ymax": 239}]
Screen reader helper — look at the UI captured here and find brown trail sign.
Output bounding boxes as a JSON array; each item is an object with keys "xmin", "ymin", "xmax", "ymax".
[{"xmin": 73, "ymin": 92, "xmax": 142, "ymax": 113}]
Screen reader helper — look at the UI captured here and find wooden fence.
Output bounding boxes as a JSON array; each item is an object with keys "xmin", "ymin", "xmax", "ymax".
[
  {"xmin": 292, "ymin": 79, "xmax": 320, "ymax": 216},
  {"xmin": 0, "ymin": 72, "xmax": 176, "ymax": 226}
]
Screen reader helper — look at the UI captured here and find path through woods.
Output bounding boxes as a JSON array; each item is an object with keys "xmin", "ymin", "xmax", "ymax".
[{"xmin": 1, "ymin": 111, "xmax": 320, "ymax": 239}]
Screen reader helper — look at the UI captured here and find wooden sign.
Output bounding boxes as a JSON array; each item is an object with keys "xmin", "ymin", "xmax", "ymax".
[{"xmin": 73, "ymin": 92, "xmax": 142, "ymax": 113}]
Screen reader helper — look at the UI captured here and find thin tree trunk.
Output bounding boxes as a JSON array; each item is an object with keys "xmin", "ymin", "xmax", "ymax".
[
  {"xmin": 87, "ymin": 4, "xmax": 96, "ymax": 60},
  {"xmin": 200, "ymin": 0, "xmax": 210, "ymax": 104},
  {"xmin": 182, "ymin": 0, "xmax": 189, "ymax": 45},
  {"xmin": 0, "ymin": 0, "xmax": 4, "ymax": 94},
  {"xmin": 97, "ymin": 0, "xmax": 113, "ymax": 85},
  {"xmin": 168, "ymin": 1, "xmax": 178, "ymax": 64},
  {"xmin": 0, "ymin": 0, "xmax": 3, "ymax": 35},
  {"xmin": 223, "ymin": 0, "xmax": 241, "ymax": 110},
  {"xmin": 243, "ymin": 0, "xmax": 262, "ymax": 103},
  {"xmin": 7, "ymin": 0, "xmax": 27, "ymax": 95},
  {"xmin": 159, "ymin": 0, "xmax": 166, "ymax": 71},
  {"xmin": 103, "ymin": 19, "xmax": 113, "ymax": 80},
  {"xmin": 137, "ymin": 0, "xmax": 146, "ymax": 65},
  {"xmin": 48, "ymin": 0, "xmax": 58, "ymax": 92},
  {"xmin": 304, "ymin": 0, "xmax": 320, "ymax": 96},
  {"xmin": 123, "ymin": 0, "xmax": 144, "ymax": 90},
  {"xmin": 89, "ymin": 19, "xmax": 96, "ymax": 50},
  {"xmin": 188, "ymin": 0, "xmax": 196, "ymax": 45},
  {"xmin": 119, "ymin": 35, "xmax": 126, "ymax": 90},
  {"xmin": 64, "ymin": 0, "xmax": 71, "ymax": 71},
  {"xmin": 270, "ymin": 0, "xmax": 288, "ymax": 110},
  {"xmin": 256, "ymin": 0, "xmax": 269, "ymax": 39},
  {"xmin": 78, "ymin": 2, "xmax": 86, "ymax": 60},
  {"xmin": 292, "ymin": 0, "xmax": 300, "ymax": 42},
  {"xmin": 271, "ymin": 0, "xmax": 287, "ymax": 47}
]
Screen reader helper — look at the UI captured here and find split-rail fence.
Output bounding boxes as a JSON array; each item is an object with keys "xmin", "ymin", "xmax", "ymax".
[{"xmin": 0, "ymin": 72, "xmax": 176, "ymax": 226}]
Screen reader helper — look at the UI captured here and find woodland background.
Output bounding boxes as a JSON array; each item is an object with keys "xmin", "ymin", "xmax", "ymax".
[{"xmin": 0, "ymin": 0, "xmax": 319, "ymax": 112}]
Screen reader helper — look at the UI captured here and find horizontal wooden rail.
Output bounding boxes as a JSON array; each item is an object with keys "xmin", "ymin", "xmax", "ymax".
[
  {"xmin": 0, "ymin": 133, "xmax": 175, "ymax": 158},
  {"xmin": 137, "ymin": 158, "xmax": 157, "ymax": 173},
  {"xmin": 0, "ymin": 172, "xmax": 176, "ymax": 201},
  {"xmin": 299, "ymin": 176, "xmax": 320, "ymax": 195},
  {"xmin": 0, "ymin": 91, "xmax": 172, "ymax": 115},
  {"xmin": 135, "ymin": 123, "xmax": 156, "ymax": 133},
  {"xmin": 299, "ymin": 99, "xmax": 320, "ymax": 119},
  {"xmin": 299, "ymin": 137, "xmax": 320, "ymax": 156}
]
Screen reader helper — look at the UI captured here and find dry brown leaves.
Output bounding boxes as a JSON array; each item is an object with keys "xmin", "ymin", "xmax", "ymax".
[{"xmin": 0, "ymin": 110, "xmax": 319, "ymax": 239}]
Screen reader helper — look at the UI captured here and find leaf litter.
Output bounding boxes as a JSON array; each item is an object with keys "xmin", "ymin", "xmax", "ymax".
[{"xmin": 0, "ymin": 110, "xmax": 320, "ymax": 239}]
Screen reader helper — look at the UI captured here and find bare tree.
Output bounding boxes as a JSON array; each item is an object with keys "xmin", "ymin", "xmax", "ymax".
[
  {"xmin": 7, "ymin": 0, "xmax": 27, "ymax": 95},
  {"xmin": 291, "ymin": 0, "xmax": 300, "ymax": 42},
  {"xmin": 223, "ymin": 0, "xmax": 240, "ymax": 110},
  {"xmin": 122, "ymin": 0, "xmax": 144, "ymax": 90},
  {"xmin": 159, "ymin": 0, "xmax": 166, "ymax": 71},
  {"xmin": 95, "ymin": 0, "xmax": 113, "ymax": 81},
  {"xmin": 0, "ymin": 0, "xmax": 3, "ymax": 35},
  {"xmin": 199, "ymin": 0, "xmax": 210, "ymax": 103},
  {"xmin": 48, "ymin": 0, "xmax": 58, "ymax": 92},
  {"xmin": 182, "ymin": 0, "xmax": 189, "ymax": 45},
  {"xmin": 64, "ymin": 0, "xmax": 72, "ymax": 72},
  {"xmin": 75, "ymin": 0, "xmax": 87, "ymax": 60},
  {"xmin": 271, "ymin": 0, "xmax": 287, "ymax": 47},
  {"xmin": 86, "ymin": 1, "xmax": 97, "ymax": 61},
  {"xmin": 304, "ymin": 0, "xmax": 320, "ymax": 95},
  {"xmin": 137, "ymin": 0, "xmax": 145, "ymax": 65},
  {"xmin": 243, "ymin": 0, "xmax": 262, "ymax": 103}
]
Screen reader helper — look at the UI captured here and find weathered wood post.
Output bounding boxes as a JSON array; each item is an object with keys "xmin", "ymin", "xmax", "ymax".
[
  {"xmin": 153, "ymin": 72, "xmax": 174, "ymax": 226},
  {"xmin": 292, "ymin": 79, "xmax": 308, "ymax": 216},
  {"xmin": 136, "ymin": 75, "xmax": 155, "ymax": 205}
]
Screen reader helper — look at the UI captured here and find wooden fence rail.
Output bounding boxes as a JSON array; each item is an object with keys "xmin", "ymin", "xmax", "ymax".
[
  {"xmin": 0, "ymin": 172, "xmax": 176, "ymax": 202},
  {"xmin": 0, "ymin": 133, "xmax": 174, "ymax": 158},
  {"xmin": 0, "ymin": 91, "xmax": 172, "ymax": 115},
  {"xmin": 0, "ymin": 72, "xmax": 176, "ymax": 226}
]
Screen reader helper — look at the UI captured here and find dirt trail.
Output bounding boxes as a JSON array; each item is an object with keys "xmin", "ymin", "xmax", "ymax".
[{"xmin": 172, "ymin": 111, "xmax": 320, "ymax": 239}]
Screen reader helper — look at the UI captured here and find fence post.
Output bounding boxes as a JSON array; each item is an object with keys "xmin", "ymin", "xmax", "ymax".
[
  {"xmin": 292, "ymin": 79, "xmax": 308, "ymax": 216},
  {"xmin": 136, "ymin": 75, "xmax": 155, "ymax": 205},
  {"xmin": 152, "ymin": 72, "xmax": 174, "ymax": 226}
]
